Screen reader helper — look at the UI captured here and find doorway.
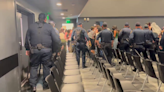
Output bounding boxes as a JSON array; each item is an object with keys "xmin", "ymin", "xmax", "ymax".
[{"xmin": 16, "ymin": 5, "xmax": 35, "ymax": 91}]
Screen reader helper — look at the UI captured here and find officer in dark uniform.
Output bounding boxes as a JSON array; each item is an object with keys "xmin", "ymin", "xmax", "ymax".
[
  {"xmin": 25, "ymin": 13, "xmax": 61, "ymax": 91},
  {"xmin": 96, "ymin": 22, "xmax": 114, "ymax": 64},
  {"xmin": 71, "ymin": 23, "xmax": 89, "ymax": 68},
  {"xmin": 118, "ymin": 23, "xmax": 131, "ymax": 52},
  {"xmin": 129, "ymin": 23, "xmax": 145, "ymax": 56},
  {"xmin": 143, "ymin": 25, "xmax": 156, "ymax": 49}
]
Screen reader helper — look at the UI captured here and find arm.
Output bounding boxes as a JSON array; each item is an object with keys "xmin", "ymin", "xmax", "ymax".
[
  {"xmin": 83, "ymin": 29, "xmax": 90, "ymax": 41},
  {"xmin": 111, "ymin": 32, "xmax": 114, "ymax": 47},
  {"xmin": 50, "ymin": 27, "xmax": 61, "ymax": 53},
  {"xmin": 118, "ymin": 30, "xmax": 123, "ymax": 42},
  {"xmin": 96, "ymin": 32, "xmax": 102, "ymax": 47},
  {"xmin": 25, "ymin": 29, "xmax": 30, "ymax": 51},
  {"xmin": 129, "ymin": 31, "xmax": 134, "ymax": 45},
  {"xmin": 113, "ymin": 30, "xmax": 117, "ymax": 38},
  {"xmin": 71, "ymin": 30, "xmax": 75, "ymax": 41},
  {"xmin": 64, "ymin": 32, "xmax": 67, "ymax": 41}
]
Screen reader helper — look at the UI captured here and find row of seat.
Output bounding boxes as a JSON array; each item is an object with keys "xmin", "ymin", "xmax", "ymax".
[
  {"xmin": 87, "ymin": 48, "xmax": 164, "ymax": 92},
  {"xmin": 45, "ymin": 49, "xmax": 85, "ymax": 92}
]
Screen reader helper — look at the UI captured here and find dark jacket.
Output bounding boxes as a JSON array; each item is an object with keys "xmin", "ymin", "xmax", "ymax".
[{"xmin": 25, "ymin": 22, "xmax": 61, "ymax": 53}]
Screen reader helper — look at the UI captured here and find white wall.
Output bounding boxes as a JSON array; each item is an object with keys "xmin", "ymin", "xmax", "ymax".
[{"xmin": 16, "ymin": 0, "xmax": 42, "ymax": 21}]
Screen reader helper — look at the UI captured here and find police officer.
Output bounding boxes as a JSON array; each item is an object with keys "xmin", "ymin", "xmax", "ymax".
[
  {"xmin": 129, "ymin": 22, "xmax": 145, "ymax": 56},
  {"xmin": 118, "ymin": 23, "xmax": 131, "ymax": 52},
  {"xmin": 25, "ymin": 13, "xmax": 61, "ymax": 92},
  {"xmin": 96, "ymin": 22, "xmax": 114, "ymax": 64},
  {"xmin": 71, "ymin": 23, "xmax": 89, "ymax": 68}
]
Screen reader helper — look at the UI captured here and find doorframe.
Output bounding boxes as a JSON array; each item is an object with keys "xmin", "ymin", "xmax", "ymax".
[{"xmin": 15, "ymin": 3, "xmax": 35, "ymax": 90}]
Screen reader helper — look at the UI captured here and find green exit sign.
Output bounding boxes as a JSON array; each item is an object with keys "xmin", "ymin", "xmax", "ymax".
[{"xmin": 66, "ymin": 19, "xmax": 71, "ymax": 23}]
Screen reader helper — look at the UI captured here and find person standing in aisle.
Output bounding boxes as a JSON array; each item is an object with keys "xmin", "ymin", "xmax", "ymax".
[
  {"xmin": 25, "ymin": 13, "xmax": 61, "ymax": 92},
  {"xmin": 96, "ymin": 22, "xmax": 114, "ymax": 65},
  {"xmin": 129, "ymin": 22, "xmax": 145, "ymax": 56},
  {"xmin": 118, "ymin": 23, "xmax": 131, "ymax": 52},
  {"xmin": 71, "ymin": 23, "xmax": 90, "ymax": 68},
  {"xmin": 65, "ymin": 29, "xmax": 72, "ymax": 52}
]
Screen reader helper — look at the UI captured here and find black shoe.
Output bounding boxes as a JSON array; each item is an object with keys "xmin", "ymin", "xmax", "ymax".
[{"xmin": 82, "ymin": 66, "xmax": 88, "ymax": 68}]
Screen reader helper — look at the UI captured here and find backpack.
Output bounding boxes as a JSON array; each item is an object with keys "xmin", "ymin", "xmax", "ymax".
[{"xmin": 75, "ymin": 29, "xmax": 85, "ymax": 43}]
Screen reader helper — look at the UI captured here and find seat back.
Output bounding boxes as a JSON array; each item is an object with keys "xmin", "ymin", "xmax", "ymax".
[
  {"xmin": 100, "ymin": 62, "xmax": 108, "ymax": 79},
  {"xmin": 157, "ymin": 64, "xmax": 164, "ymax": 83},
  {"xmin": 143, "ymin": 59, "xmax": 157, "ymax": 79},
  {"xmin": 120, "ymin": 50, "xmax": 128, "ymax": 64},
  {"xmin": 126, "ymin": 52, "xmax": 134, "ymax": 67},
  {"xmin": 106, "ymin": 69, "xmax": 116, "ymax": 89},
  {"xmin": 55, "ymin": 61, "xmax": 64, "ymax": 78},
  {"xmin": 133, "ymin": 55, "xmax": 144, "ymax": 72},
  {"xmin": 51, "ymin": 66, "xmax": 62, "ymax": 88},
  {"xmin": 112, "ymin": 76, "xmax": 123, "ymax": 92},
  {"xmin": 116, "ymin": 49, "xmax": 121, "ymax": 60},
  {"xmin": 157, "ymin": 51, "xmax": 164, "ymax": 64},
  {"xmin": 148, "ymin": 49, "xmax": 157, "ymax": 62},
  {"xmin": 45, "ymin": 74, "xmax": 59, "ymax": 92}
]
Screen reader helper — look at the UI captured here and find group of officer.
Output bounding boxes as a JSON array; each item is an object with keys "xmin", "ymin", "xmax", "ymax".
[{"xmin": 25, "ymin": 12, "xmax": 163, "ymax": 92}]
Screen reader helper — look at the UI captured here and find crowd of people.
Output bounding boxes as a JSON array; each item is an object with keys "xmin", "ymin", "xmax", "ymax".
[{"xmin": 25, "ymin": 13, "xmax": 164, "ymax": 92}]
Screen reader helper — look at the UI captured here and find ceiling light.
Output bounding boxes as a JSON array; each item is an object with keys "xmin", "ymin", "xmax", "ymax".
[
  {"xmin": 62, "ymin": 17, "xmax": 65, "ymax": 19},
  {"xmin": 61, "ymin": 13, "xmax": 64, "ymax": 16},
  {"xmin": 57, "ymin": 3, "xmax": 62, "ymax": 6}
]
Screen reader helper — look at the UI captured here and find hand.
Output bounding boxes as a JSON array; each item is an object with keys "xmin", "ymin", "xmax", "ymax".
[
  {"xmin": 159, "ymin": 46, "xmax": 163, "ymax": 50},
  {"xmin": 26, "ymin": 51, "xmax": 30, "ymax": 56}
]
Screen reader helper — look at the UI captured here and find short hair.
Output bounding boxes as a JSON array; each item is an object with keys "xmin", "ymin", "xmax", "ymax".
[
  {"xmin": 91, "ymin": 26, "xmax": 95, "ymax": 30},
  {"xmin": 136, "ymin": 22, "xmax": 141, "ymax": 26},
  {"xmin": 102, "ymin": 22, "xmax": 107, "ymax": 27}
]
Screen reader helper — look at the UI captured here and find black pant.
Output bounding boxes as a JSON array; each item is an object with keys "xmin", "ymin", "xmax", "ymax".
[
  {"xmin": 101, "ymin": 43, "xmax": 113, "ymax": 64},
  {"xmin": 133, "ymin": 45, "xmax": 146, "ymax": 57},
  {"xmin": 75, "ymin": 42, "xmax": 87, "ymax": 67},
  {"xmin": 119, "ymin": 43, "xmax": 130, "ymax": 52},
  {"xmin": 30, "ymin": 49, "xmax": 52, "ymax": 87}
]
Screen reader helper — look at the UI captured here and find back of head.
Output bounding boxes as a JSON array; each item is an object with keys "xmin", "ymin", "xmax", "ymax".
[
  {"xmin": 38, "ymin": 13, "xmax": 46, "ymax": 23},
  {"xmin": 146, "ymin": 22, "xmax": 151, "ymax": 26},
  {"xmin": 125, "ymin": 22, "xmax": 129, "ymax": 27},
  {"xmin": 135, "ymin": 22, "xmax": 141, "ymax": 28},
  {"xmin": 102, "ymin": 22, "xmax": 107, "ymax": 28},
  {"xmin": 77, "ymin": 22, "xmax": 83, "ymax": 27},
  {"xmin": 144, "ymin": 25, "xmax": 149, "ymax": 29},
  {"xmin": 112, "ymin": 25, "xmax": 117, "ymax": 30}
]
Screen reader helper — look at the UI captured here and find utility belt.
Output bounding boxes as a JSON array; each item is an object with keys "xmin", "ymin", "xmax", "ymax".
[{"xmin": 31, "ymin": 44, "xmax": 49, "ymax": 50}]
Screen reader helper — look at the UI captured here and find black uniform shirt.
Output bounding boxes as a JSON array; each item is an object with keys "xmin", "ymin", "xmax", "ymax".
[
  {"xmin": 96, "ymin": 29, "xmax": 114, "ymax": 43},
  {"xmin": 25, "ymin": 22, "xmax": 61, "ymax": 52}
]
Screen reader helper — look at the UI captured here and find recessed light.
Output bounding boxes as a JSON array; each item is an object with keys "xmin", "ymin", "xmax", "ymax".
[
  {"xmin": 57, "ymin": 3, "xmax": 62, "ymax": 6},
  {"xmin": 61, "ymin": 13, "xmax": 64, "ymax": 15},
  {"xmin": 62, "ymin": 17, "xmax": 65, "ymax": 19}
]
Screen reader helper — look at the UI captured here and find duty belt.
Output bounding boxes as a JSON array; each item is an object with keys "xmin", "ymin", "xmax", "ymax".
[{"xmin": 31, "ymin": 44, "xmax": 49, "ymax": 50}]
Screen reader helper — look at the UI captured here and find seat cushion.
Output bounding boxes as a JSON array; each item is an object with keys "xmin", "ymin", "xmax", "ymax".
[
  {"xmin": 63, "ymin": 75, "xmax": 82, "ymax": 84},
  {"xmin": 61, "ymin": 83, "xmax": 84, "ymax": 92},
  {"xmin": 65, "ymin": 65, "xmax": 78, "ymax": 70},
  {"xmin": 64, "ymin": 70, "xmax": 80, "ymax": 75}
]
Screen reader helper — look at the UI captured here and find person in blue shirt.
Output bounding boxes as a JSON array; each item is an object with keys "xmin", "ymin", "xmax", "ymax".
[{"xmin": 71, "ymin": 23, "xmax": 89, "ymax": 68}]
